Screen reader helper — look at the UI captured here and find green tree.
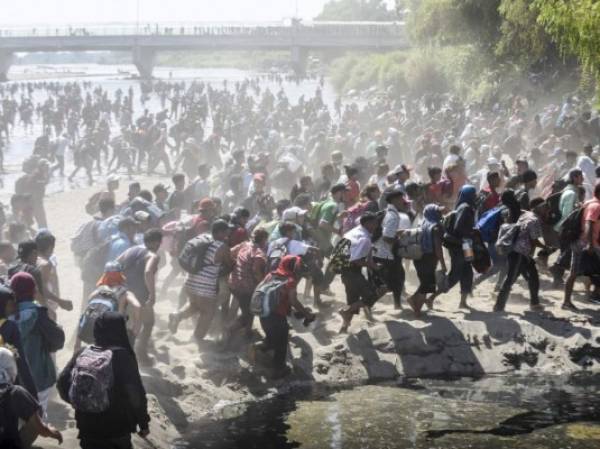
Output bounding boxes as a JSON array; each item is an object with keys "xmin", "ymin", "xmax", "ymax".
[
  {"xmin": 535, "ymin": 0, "xmax": 600, "ymax": 77},
  {"xmin": 316, "ymin": 0, "xmax": 395, "ymax": 21}
]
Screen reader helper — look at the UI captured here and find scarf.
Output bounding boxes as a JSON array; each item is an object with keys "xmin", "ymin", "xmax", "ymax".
[
  {"xmin": 455, "ymin": 184, "xmax": 477, "ymax": 209},
  {"xmin": 272, "ymin": 255, "xmax": 300, "ymax": 289},
  {"xmin": 97, "ymin": 271, "xmax": 126, "ymax": 288},
  {"xmin": 421, "ymin": 204, "xmax": 442, "ymax": 253}
]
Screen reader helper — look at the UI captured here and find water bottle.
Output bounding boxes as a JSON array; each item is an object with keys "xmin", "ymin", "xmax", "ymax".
[{"xmin": 462, "ymin": 238, "xmax": 474, "ymax": 262}]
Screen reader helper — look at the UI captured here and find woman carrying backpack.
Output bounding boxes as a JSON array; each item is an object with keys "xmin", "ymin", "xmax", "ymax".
[
  {"xmin": 407, "ymin": 205, "xmax": 447, "ymax": 315},
  {"xmin": 58, "ymin": 312, "xmax": 150, "ymax": 449},
  {"xmin": 254, "ymin": 256, "xmax": 315, "ymax": 379},
  {"xmin": 443, "ymin": 185, "xmax": 477, "ymax": 309}
]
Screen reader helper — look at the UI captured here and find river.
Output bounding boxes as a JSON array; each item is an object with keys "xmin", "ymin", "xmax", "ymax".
[{"xmin": 1, "ymin": 63, "xmax": 338, "ymax": 199}]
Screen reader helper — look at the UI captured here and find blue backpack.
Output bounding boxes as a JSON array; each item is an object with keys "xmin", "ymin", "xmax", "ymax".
[{"xmin": 476, "ymin": 207, "xmax": 503, "ymax": 243}]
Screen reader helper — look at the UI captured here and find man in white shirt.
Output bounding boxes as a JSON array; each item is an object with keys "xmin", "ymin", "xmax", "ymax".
[
  {"xmin": 339, "ymin": 212, "xmax": 382, "ymax": 333},
  {"xmin": 373, "ymin": 187, "xmax": 411, "ymax": 309}
]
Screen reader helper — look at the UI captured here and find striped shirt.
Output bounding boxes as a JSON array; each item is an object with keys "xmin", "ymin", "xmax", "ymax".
[{"xmin": 185, "ymin": 240, "xmax": 224, "ymax": 299}]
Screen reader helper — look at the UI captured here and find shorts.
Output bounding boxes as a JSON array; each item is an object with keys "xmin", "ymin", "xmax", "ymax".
[
  {"xmin": 414, "ymin": 252, "xmax": 438, "ymax": 294},
  {"xmin": 571, "ymin": 241, "xmax": 600, "ymax": 278}
]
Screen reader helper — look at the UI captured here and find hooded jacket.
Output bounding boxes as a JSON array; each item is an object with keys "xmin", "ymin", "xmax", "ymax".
[{"xmin": 57, "ymin": 312, "xmax": 150, "ymax": 439}]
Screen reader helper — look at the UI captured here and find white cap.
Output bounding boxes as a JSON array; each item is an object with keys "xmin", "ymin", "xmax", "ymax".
[{"xmin": 282, "ymin": 207, "xmax": 307, "ymax": 222}]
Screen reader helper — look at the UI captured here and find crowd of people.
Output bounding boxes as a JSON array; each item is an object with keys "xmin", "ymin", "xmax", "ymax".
[{"xmin": 0, "ymin": 74, "xmax": 600, "ymax": 448}]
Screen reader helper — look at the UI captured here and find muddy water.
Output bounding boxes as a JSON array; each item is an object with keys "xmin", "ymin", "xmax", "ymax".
[{"xmin": 178, "ymin": 374, "xmax": 600, "ymax": 448}]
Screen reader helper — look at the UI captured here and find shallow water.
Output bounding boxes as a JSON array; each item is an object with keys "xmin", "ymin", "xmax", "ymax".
[
  {"xmin": 0, "ymin": 64, "xmax": 337, "ymax": 199},
  {"xmin": 177, "ymin": 374, "xmax": 600, "ymax": 449}
]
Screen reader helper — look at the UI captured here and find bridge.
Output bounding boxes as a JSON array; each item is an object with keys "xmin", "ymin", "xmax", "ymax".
[{"xmin": 0, "ymin": 21, "xmax": 409, "ymax": 80}]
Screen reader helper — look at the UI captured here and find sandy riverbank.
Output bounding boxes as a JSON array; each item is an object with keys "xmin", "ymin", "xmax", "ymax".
[{"xmin": 33, "ymin": 177, "xmax": 600, "ymax": 449}]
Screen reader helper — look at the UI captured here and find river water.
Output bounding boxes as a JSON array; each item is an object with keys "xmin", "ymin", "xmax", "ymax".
[
  {"xmin": 1, "ymin": 63, "xmax": 337, "ymax": 199},
  {"xmin": 178, "ymin": 375, "xmax": 600, "ymax": 449}
]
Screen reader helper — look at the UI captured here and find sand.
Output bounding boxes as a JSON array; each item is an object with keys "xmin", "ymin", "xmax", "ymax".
[{"xmin": 32, "ymin": 177, "xmax": 600, "ymax": 449}]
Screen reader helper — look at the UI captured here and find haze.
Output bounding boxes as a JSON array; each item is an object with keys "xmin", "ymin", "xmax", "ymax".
[{"xmin": 0, "ymin": 0, "xmax": 329, "ymax": 26}]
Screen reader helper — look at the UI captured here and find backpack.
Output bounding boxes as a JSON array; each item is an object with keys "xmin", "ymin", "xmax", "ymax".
[
  {"xmin": 78, "ymin": 287, "xmax": 119, "ymax": 344},
  {"xmin": 395, "ymin": 228, "xmax": 424, "ymax": 260},
  {"xmin": 81, "ymin": 240, "xmax": 111, "ymax": 283},
  {"xmin": 559, "ymin": 206, "xmax": 584, "ymax": 246},
  {"xmin": 71, "ymin": 219, "xmax": 99, "ymax": 258},
  {"xmin": 326, "ymin": 238, "xmax": 351, "ymax": 275},
  {"xmin": 68, "ymin": 347, "xmax": 114, "ymax": 413},
  {"xmin": 342, "ymin": 201, "xmax": 370, "ymax": 234},
  {"xmin": 495, "ymin": 223, "xmax": 520, "ymax": 256},
  {"xmin": 476, "ymin": 207, "xmax": 503, "ymax": 243},
  {"xmin": 250, "ymin": 275, "xmax": 289, "ymax": 317},
  {"xmin": 268, "ymin": 238, "xmax": 289, "ymax": 271},
  {"xmin": 546, "ymin": 190, "xmax": 564, "ymax": 226},
  {"xmin": 178, "ymin": 233, "xmax": 214, "ymax": 274}
]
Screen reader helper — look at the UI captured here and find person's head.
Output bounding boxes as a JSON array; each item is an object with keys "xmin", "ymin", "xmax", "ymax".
[
  {"xmin": 393, "ymin": 165, "xmax": 411, "ymax": 184},
  {"xmin": 251, "ymin": 228, "xmax": 269, "ymax": 249},
  {"xmin": 487, "ymin": 171, "xmax": 501, "ymax": 190},
  {"xmin": 293, "ymin": 193, "xmax": 312, "ymax": 210},
  {"xmin": 10, "ymin": 272, "xmax": 36, "ymax": 303},
  {"xmin": 172, "ymin": 173, "xmax": 186, "ymax": 191},
  {"xmin": 143, "ymin": 228, "xmax": 163, "ymax": 252},
  {"xmin": 97, "ymin": 261, "xmax": 126, "ymax": 287},
  {"xmin": 232, "ymin": 207, "xmax": 251, "ymax": 227},
  {"xmin": 449, "ymin": 144, "xmax": 461, "ymax": 156},
  {"xmin": 274, "ymin": 255, "xmax": 304, "ymax": 280},
  {"xmin": 276, "ymin": 199, "xmax": 292, "ymax": 218},
  {"xmin": 35, "ymin": 229, "xmax": 56, "ymax": 257},
  {"xmin": 17, "ymin": 240, "xmax": 37, "ymax": 264},
  {"xmin": 530, "ymin": 197, "xmax": 548, "ymax": 220},
  {"xmin": 330, "ymin": 183, "xmax": 348, "ymax": 203},
  {"xmin": 138, "ymin": 190, "xmax": 153, "ymax": 203},
  {"xmin": 93, "ymin": 311, "xmax": 133, "ymax": 353},
  {"xmin": 363, "ymin": 184, "xmax": 381, "ymax": 202},
  {"xmin": 359, "ymin": 212, "xmax": 379, "ymax": 234},
  {"xmin": 321, "ymin": 163, "xmax": 335, "ymax": 180},
  {"xmin": 521, "ymin": 169, "xmax": 538, "ymax": 190},
  {"xmin": 279, "ymin": 221, "xmax": 297, "ymax": 239},
  {"xmin": 386, "ymin": 188, "xmax": 408, "ymax": 211},
  {"xmin": 197, "ymin": 164, "xmax": 210, "ymax": 179},
  {"xmin": 456, "ymin": 184, "xmax": 477, "ymax": 208},
  {"xmin": 98, "ymin": 197, "xmax": 116, "ymax": 218},
  {"xmin": 427, "ymin": 167, "xmax": 442, "ymax": 183},
  {"xmin": 344, "ymin": 165, "xmax": 359, "ymax": 181},
  {"xmin": 0, "ymin": 284, "xmax": 16, "ymax": 319},
  {"xmin": 515, "ymin": 159, "xmax": 529, "ymax": 175},
  {"xmin": 198, "ymin": 198, "xmax": 217, "ymax": 220},
  {"xmin": 375, "ymin": 145, "xmax": 389, "ymax": 159},
  {"xmin": 583, "ymin": 143, "xmax": 594, "ymax": 157},
  {"xmin": 0, "ymin": 347, "xmax": 18, "ymax": 385},
  {"xmin": 299, "ymin": 176, "xmax": 313, "ymax": 190},
  {"xmin": 127, "ymin": 182, "xmax": 141, "ymax": 200},
  {"xmin": 153, "ymin": 183, "xmax": 169, "ymax": 202},
  {"xmin": 107, "ymin": 175, "xmax": 120, "ymax": 192},
  {"xmin": 118, "ymin": 217, "xmax": 138, "ymax": 241},
  {"xmin": 211, "ymin": 219, "xmax": 232, "ymax": 242},
  {"xmin": 568, "ymin": 168, "xmax": 584, "ymax": 186}
]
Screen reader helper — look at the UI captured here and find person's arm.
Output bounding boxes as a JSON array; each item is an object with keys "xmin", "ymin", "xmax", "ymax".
[
  {"xmin": 434, "ymin": 229, "xmax": 447, "ymax": 272},
  {"xmin": 252, "ymin": 257, "xmax": 266, "ymax": 284},
  {"xmin": 584, "ymin": 220, "xmax": 594, "ymax": 252},
  {"xmin": 214, "ymin": 244, "xmax": 233, "ymax": 270},
  {"xmin": 144, "ymin": 253, "xmax": 160, "ymax": 306},
  {"xmin": 122, "ymin": 291, "xmax": 142, "ymax": 337},
  {"xmin": 289, "ymin": 288, "xmax": 313, "ymax": 319},
  {"xmin": 38, "ymin": 262, "xmax": 72, "ymax": 311},
  {"xmin": 28, "ymin": 407, "xmax": 63, "ymax": 444},
  {"xmin": 116, "ymin": 351, "xmax": 150, "ymax": 435}
]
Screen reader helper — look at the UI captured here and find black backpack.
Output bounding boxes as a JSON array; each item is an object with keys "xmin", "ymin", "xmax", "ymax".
[
  {"xmin": 178, "ymin": 233, "xmax": 214, "ymax": 274},
  {"xmin": 546, "ymin": 190, "xmax": 564, "ymax": 226},
  {"xmin": 0, "ymin": 386, "xmax": 20, "ymax": 449},
  {"xmin": 78, "ymin": 287, "xmax": 119, "ymax": 344},
  {"xmin": 559, "ymin": 207, "xmax": 584, "ymax": 246}
]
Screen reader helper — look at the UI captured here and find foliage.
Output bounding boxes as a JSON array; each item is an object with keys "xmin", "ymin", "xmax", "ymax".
[
  {"xmin": 316, "ymin": 0, "xmax": 396, "ymax": 21},
  {"xmin": 535, "ymin": 0, "xmax": 600, "ymax": 78}
]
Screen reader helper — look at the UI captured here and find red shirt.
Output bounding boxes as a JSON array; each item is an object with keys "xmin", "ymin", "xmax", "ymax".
[
  {"xmin": 482, "ymin": 187, "xmax": 501, "ymax": 212},
  {"xmin": 229, "ymin": 242, "xmax": 267, "ymax": 294}
]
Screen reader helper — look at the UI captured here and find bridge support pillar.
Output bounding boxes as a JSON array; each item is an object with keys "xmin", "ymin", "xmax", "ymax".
[
  {"xmin": 0, "ymin": 51, "xmax": 14, "ymax": 82},
  {"xmin": 290, "ymin": 46, "xmax": 308, "ymax": 77},
  {"xmin": 132, "ymin": 47, "xmax": 156, "ymax": 79}
]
